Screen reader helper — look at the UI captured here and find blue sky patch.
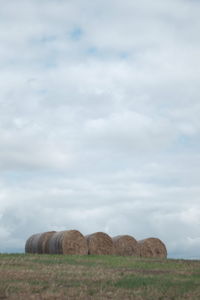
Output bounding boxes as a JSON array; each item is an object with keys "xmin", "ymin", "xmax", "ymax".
[{"xmin": 70, "ymin": 27, "xmax": 83, "ymax": 41}]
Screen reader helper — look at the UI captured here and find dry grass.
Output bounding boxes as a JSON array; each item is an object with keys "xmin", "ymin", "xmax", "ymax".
[
  {"xmin": 0, "ymin": 254, "xmax": 200, "ymax": 299},
  {"xmin": 85, "ymin": 232, "xmax": 113, "ymax": 255},
  {"xmin": 112, "ymin": 235, "xmax": 139, "ymax": 256}
]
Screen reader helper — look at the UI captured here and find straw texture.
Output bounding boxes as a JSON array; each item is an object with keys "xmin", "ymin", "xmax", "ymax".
[
  {"xmin": 37, "ymin": 231, "xmax": 56, "ymax": 254},
  {"xmin": 25, "ymin": 234, "xmax": 35, "ymax": 253},
  {"xmin": 25, "ymin": 233, "xmax": 41, "ymax": 254},
  {"xmin": 49, "ymin": 230, "xmax": 88, "ymax": 255},
  {"xmin": 30, "ymin": 233, "xmax": 43, "ymax": 254},
  {"xmin": 112, "ymin": 235, "xmax": 139, "ymax": 256},
  {"xmin": 138, "ymin": 237, "xmax": 167, "ymax": 258},
  {"xmin": 86, "ymin": 232, "xmax": 113, "ymax": 255}
]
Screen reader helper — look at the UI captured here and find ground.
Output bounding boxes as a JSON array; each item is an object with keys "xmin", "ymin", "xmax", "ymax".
[{"xmin": 0, "ymin": 254, "xmax": 200, "ymax": 299}]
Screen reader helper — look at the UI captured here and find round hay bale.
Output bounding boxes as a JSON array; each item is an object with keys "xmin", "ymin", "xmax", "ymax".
[
  {"xmin": 112, "ymin": 235, "xmax": 139, "ymax": 256},
  {"xmin": 37, "ymin": 231, "xmax": 56, "ymax": 254},
  {"xmin": 138, "ymin": 237, "xmax": 167, "ymax": 258},
  {"xmin": 25, "ymin": 234, "xmax": 35, "ymax": 253},
  {"xmin": 48, "ymin": 231, "xmax": 61, "ymax": 254},
  {"xmin": 49, "ymin": 230, "xmax": 88, "ymax": 255},
  {"xmin": 30, "ymin": 233, "xmax": 43, "ymax": 254},
  {"xmin": 85, "ymin": 232, "xmax": 113, "ymax": 255}
]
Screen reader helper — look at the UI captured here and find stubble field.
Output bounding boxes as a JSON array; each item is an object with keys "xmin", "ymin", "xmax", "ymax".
[{"xmin": 0, "ymin": 254, "xmax": 200, "ymax": 299}]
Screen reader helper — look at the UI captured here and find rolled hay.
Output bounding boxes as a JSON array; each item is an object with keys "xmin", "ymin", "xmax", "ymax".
[
  {"xmin": 31, "ymin": 233, "xmax": 44, "ymax": 254},
  {"xmin": 25, "ymin": 234, "xmax": 35, "ymax": 253},
  {"xmin": 112, "ymin": 235, "xmax": 139, "ymax": 256},
  {"xmin": 25, "ymin": 233, "xmax": 42, "ymax": 254},
  {"xmin": 85, "ymin": 232, "xmax": 114, "ymax": 255},
  {"xmin": 37, "ymin": 231, "xmax": 56, "ymax": 254},
  {"xmin": 48, "ymin": 230, "xmax": 88, "ymax": 255},
  {"xmin": 138, "ymin": 237, "xmax": 167, "ymax": 258},
  {"xmin": 48, "ymin": 231, "xmax": 61, "ymax": 254}
]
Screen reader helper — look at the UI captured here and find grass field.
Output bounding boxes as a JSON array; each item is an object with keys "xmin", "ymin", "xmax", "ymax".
[{"xmin": 0, "ymin": 254, "xmax": 200, "ymax": 299}]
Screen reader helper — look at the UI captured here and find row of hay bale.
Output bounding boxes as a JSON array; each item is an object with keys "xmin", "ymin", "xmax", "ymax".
[{"xmin": 25, "ymin": 230, "xmax": 167, "ymax": 258}]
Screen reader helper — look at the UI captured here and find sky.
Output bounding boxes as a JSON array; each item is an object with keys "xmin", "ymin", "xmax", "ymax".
[{"xmin": 0, "ymin": 0, "xmax": 200, "ymax": 259}]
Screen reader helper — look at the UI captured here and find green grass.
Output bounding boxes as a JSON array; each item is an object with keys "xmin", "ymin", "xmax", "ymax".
[{"xmin": 0, "ymin": 254, "xmax": 200, "ymax": 299}]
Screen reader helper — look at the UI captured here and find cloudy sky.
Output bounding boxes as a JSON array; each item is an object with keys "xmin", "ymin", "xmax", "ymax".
[{"xmin": 0, "ymin": 0, "xmax": 200, "ymax": 258}]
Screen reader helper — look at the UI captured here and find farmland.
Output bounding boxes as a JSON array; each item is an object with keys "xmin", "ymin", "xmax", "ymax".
[{"xmin": 0, "ymin": 254, "xmax": 200, "ymax": 299}]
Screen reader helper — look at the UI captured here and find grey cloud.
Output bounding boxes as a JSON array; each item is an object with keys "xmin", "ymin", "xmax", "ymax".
[{"xmin": 0, "ymin": 0, "xmax": 200, "ymax": 258}]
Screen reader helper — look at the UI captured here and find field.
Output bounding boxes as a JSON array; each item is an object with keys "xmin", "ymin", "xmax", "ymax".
[{"xmin": 0, "ymin": 254, "xmax": 200, "ymax": 299}]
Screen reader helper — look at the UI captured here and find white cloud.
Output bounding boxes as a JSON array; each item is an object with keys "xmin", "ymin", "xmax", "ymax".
[{"xmin": 0, "ymin": 0, "xmax": 200, "ymax": 258}]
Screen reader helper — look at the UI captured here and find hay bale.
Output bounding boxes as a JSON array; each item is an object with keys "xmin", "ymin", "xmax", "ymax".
[
  {"xmin": 37, "ymin": 231, "xmax": 56, "ymax": 254},
  {"xmin": 30, "ymin": 233, "xmax": 44, "ymax": 254},
  {"xmin": 25, "ymin": 233, "xmax": 45, "ymax": 254},
  {"xmin": 85, "ymin": 232, "xmax": 113, "ymax": 255},
  {"xmin": 138, "ymin": 237, "xmax": 167, "ymax": 258},
  {"xmin": 25, "ymin": 234, "xmax": 41, "ymax": 253},
  {"xmin": 25, "ymin": 234, "xmax": 35, "ymax": 253},
  {"xmin": 48, "ymin": 231, "xmax": 61, "ymax": 254},
  {"xmin": 49, "ymin": 230, "xmax": 88, "ymax": 255},
  {"xmin": 112, "ymin": 235, "xmax": 139, "ymax": 256}
]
